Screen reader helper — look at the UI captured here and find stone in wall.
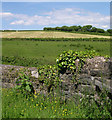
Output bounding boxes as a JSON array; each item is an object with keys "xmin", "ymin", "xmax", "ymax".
[{"xmin": 83, "ymin": 56, "xmax": 112, "ymax": 78}]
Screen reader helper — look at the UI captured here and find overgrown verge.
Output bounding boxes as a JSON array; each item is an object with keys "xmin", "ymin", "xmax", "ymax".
[
  {"xmin": 2, "ymin": 87, "xmax": 112, "ymax": 118},
  {"xmin": 2, "ymin": 86, "xmax": 112, "ymax": 118}
]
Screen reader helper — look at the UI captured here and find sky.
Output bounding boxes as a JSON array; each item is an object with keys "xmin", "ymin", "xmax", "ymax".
[{"xmin": 1, "ymin": 2, "xmax": 110, "ymax": 30}]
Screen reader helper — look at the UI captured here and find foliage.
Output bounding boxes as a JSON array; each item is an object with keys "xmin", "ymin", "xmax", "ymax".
[
  {"xmin": 38, "ymin": 65, "xmax": 60, "ymax": 92},
  {"xmin": 80, "ymin": 94, "xmax": 112, "ymax": 118},
  {"xmin": 107, "ymin": 29, "xmax": 112, "ymax": 34},
  {"xmin": 2, "ymin": 37, "xmax": 110, "ymax": 41},
  {"xmin": 43, "ymin": 25, "xmax": 111, "ymax": 36},
  {"xmin": 90, "ymin": 27, "xmax": 97, "ymax": 32},
  {"xmin": 56, "ymin": 50, "xmax": 100, "ymax": 73},
  {"xmin": 81, "ymin": 25, "xmax": 92, "ymax": 32},
  {"xmin": 2, "ymin": 88, "xmax": 112, "ymax": 118},
  {"xmin": 15, "ymin": 69, "xmax": 34, "ymax": 97},
  {"xmin": 2, "ymin": 56, "xmax": 40, "ymax": 67},
  {"xmin": 96, "ymin": 28, "xmax": 105, "ymax": 33}
]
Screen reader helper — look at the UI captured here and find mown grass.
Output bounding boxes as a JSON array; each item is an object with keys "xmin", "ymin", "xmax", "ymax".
[
  {"xmin": 2, "ymin": 40, "xmax": 110, "ymax": 66},
  {"xmin": 2, "ymin": 31, "xmax": 110, "ymax": 38},
  {"xmin": 2, "ymin": 88, "xmax": 111, "ymax": 118}
]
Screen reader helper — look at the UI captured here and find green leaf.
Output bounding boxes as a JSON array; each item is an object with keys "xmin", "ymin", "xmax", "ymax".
[{"xmin": 26, "ymin": 86, "xmax": 31, "ymax": 92}]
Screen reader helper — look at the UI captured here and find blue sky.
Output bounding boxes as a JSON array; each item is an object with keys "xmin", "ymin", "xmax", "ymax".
[{"xmin": 1, "ymin": 2, "xmax": 110, "ymax": 30}]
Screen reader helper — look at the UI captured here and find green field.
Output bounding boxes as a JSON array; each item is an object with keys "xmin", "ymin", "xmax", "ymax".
[{"xmin": 2, "ymin": 39, "xmax": 110, "ymax": 66}]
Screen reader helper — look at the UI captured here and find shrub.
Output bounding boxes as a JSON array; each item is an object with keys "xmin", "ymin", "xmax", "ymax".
[
  {"xmin": 56, "ymin": 50, "xmax": 100, "ymax": 73},
  {"xmin": 38, "ymin": 65, "xmax": 60, "ymax": 92}
]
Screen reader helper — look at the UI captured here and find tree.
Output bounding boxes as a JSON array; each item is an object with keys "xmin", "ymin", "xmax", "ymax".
[
  {"xmin": 85, "ymin": 25, "xmax": 92, "ymax": 31},
  {"xmin": 55, "ymin": 27, "xmax": 61, "ymax": 31},
  {"xmin": 61, "ymin": 26, "xmax": 68, "ymax": 31},
  {"xmin": 70, "ymin": 26, "xmax": 79, "ymax": 31},
  {"xmin": 90, "ymin": 27, "xmax": 97, "ymax": 32},
  {"xmin": 81, "ymin": 25, "xmax": 92, "ymax": 32},
  {"xmin": 107, "ymin": 29, "xmax": 112, "ymax": 34},
  {"xmin": 43, "ymin": 27, "xmax": 47, "ymax": 30},
  {"xmin": 77, "ymin": 25, "xmax": 82, "ymax": 32},
  {"xmin": 96, "ymin": 28, "xmax": 105, "ymax": 33}
]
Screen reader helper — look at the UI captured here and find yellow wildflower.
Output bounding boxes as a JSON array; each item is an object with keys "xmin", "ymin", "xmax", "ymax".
[
  {"xmin": 34, "ymin": 90, "xmax": 37, "ymax": 94},
  {"xmin": 34, "ymin": 95, "xmax": 37, "ymax": 98},
  {"xmin": 64, "ymin": 109, "xmax": 67, "ymax": 111},
  {"xmin": 36, "ymin": 104, "xmax": 38, "ymax": 106}
]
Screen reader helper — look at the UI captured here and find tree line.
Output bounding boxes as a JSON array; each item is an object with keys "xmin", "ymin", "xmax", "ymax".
[{"xmin": 43, "ymin": 25, "xmax": 112, "ymax": 34}]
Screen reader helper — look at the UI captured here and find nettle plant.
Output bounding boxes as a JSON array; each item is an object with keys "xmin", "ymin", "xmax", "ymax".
[
  {"xmin": 56, "ymin": 50, "xmax": 99, "ymax": 73},
  {"xmin": 15, "ymin": 68, "xmax": 34, "ymax": 97},
  {"xmin": 38, "ymin": 65, "xmax": 59, "ymax": 92}
]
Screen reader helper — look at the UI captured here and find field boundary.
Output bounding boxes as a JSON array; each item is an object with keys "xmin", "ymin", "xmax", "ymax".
[{"xmin": 2, "ymin": 38, "xmax": 111, "ymax": 42}]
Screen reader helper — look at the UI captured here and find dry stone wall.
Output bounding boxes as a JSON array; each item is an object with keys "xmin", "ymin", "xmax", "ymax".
[
  {"xmin": 1, "ymin": 57, "xmax": 112, "ymax": 101},
  {"xmin": 60, "ymin": 57, "xmax": 112, "ymax": 102}
]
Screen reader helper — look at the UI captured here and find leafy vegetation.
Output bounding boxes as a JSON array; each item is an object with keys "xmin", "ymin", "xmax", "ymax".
[
  {"xmin": 2, "ymin": 37, "xmax": 110, "ymax": 41},
  {"xmin": 56, "ymin": 50, "xmax": 100, "ymax": 73},
  {"xmin": 38, "ymin": 65, "xmax": 60, "ymax": 92},
  {"xmin": 15, "ymin": 69, "xmax": 34, "ymax": 97},
  {"xmin": 44, "ymin": 25, "xmax": 112, "ymax": 36},
  {"xmin": 2, "ymin": 56, "xmax": 40, "ymax": 67}
]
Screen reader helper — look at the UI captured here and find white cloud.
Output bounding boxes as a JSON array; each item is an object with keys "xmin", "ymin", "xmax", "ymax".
[
  {"xmin": 2, "ymin": 8, "xmax": 110, "ymax": 29},
  {"xmin": 0, "ymin": 12, "xmax": 14, "ymax": 17},
  {"xmin": 101, "ymin": 25, "xmax": 109, "ymax": 28},
  {"xmin": 10, "ymin": 20, "xmax": 25, "ymax": 25}
]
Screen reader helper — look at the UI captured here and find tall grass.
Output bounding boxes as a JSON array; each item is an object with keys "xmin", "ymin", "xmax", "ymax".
[{"xmin": 2, "ymin": 88, "xmax": 112, "ymax": 118}]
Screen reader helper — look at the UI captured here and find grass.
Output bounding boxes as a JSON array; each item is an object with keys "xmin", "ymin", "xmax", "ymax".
[
  {"xmin": 2, "ymin": 88, "xmax": 111, "ymax": 118},
  {"xmin": 2, "ymin": 40, "xmax": 110, "ymax": 66},
  {"xmin": 2, "ymin": 31, "xmax": 110, "ymax": 38}
]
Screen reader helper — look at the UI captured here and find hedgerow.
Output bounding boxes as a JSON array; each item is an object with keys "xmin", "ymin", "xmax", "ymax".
[{"xmin": 2, "ymin": 38, "xmax": 110, "ymax": 42}]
